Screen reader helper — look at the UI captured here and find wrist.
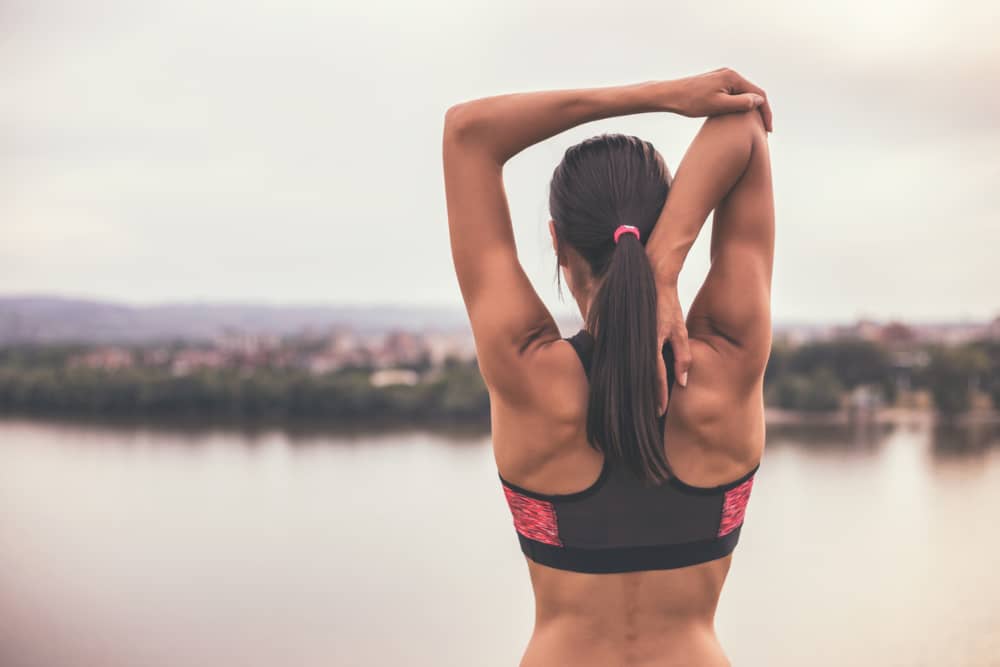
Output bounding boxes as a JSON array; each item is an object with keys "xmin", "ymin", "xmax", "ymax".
[
  {"xmin": 621, "ymin": 80, "xmax": 681, "ymax": 114},
  {"xmin": 654, "ymin": 270, "xmax": 680, "ymax": 289},
  {"xmin": 650, "ymin": 256, "xmax": 681, "ymax": 286},
  {"xmin": 648, "ymin": 79, "xmax": 684, "ymax": 114},
  {"xmin": 646, "ymin": 232, "xmax": 685, "ymax": 283}
]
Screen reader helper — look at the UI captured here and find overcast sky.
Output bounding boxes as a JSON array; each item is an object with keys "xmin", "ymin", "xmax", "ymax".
[{"xmin": 2, "ymin": 0, "xmax": 998, "ymax": 323}]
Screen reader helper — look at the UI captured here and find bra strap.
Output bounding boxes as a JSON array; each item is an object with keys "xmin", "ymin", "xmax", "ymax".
[{"xmin": 565, "ymin": 329, "xmax": 594, "ymax": 377}]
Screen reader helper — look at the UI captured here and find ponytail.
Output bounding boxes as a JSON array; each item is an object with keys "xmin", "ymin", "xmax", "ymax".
[
  {"xmin": 548, "ymin": 133, "xmax": 671, "ymax": 484},
  {"xmin": 585, "ymin": 231, "xmax": 669, "ymax": 484}
]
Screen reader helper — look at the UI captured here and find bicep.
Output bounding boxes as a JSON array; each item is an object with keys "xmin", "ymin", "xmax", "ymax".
[{"xmin": 442, "ymin": 132, "xmax": 560, "ymax": 399}]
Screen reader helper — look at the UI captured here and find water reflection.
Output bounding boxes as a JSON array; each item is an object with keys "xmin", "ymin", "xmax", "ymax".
[
  {"xmin": 931, "ymin": 420, "xmax": 1000, "ymax": 458},
  {"xmin": 0, "ymin": 417, "xmax": 998, "ymax": 667},
  {"xmin": 765, "ymin": 419, "xmax": 894, "ymax": 453},
  {"xmin": 0, "ymin": 412, "xmax": 490, "ymax": 446}
]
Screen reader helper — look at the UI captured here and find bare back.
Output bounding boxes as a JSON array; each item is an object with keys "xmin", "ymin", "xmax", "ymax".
[{"xmin": 491, "ymin": 111, "xmax": 774, "ymax": 666}]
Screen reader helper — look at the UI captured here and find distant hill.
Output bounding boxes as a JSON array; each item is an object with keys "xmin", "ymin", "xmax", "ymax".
[
  {"xmin": 1, "ymin": 294, "xmax": 994, "ymax": 346},
  {"xmin": 0, "ymin": 295, "xmax": 475, "ymax": 344}
]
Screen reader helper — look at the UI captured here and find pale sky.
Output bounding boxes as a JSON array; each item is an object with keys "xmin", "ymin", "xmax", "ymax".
[{"xmin": 3, "ymin": 0, "xmax": 998, "ymax": 323}]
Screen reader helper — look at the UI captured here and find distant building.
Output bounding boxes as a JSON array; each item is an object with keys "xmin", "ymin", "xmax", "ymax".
[
  {"xmin": 423, "ymin": 331, "xmax": 477, "ymax": 365},
  {"xmin": 69, "ymin": 347, "xmax": 134, "ymax": 370},
  {"xmin": 834, "ymin": 319, "xmax": 883, "ymax": 342},
  {"xmin": 879, "ymin": 321, "xmax": 916, "ymax": 345},
  {"xmin": 326, "ymin": 329, "xmax": 359, "ymax": 355},
  {"xmin": 911, "ymin": 321, "xmax": 996, "ymax": 345},
  {"xmin": 307, "ymin": 353, "xmax": 344, "ymax": 375},
  {"xmin": 141, "ymin": 348, "xmax": 171, "ymax": 366},
  {"xmin": 301, "ymin": 330, "xmax": 370, "ymax": 374},
  {"xmin": 215, "ymin": 330, "xmax": 279, "ymax": 354},
  {"xmin": 370, "ymin": 368, "xmax": 420, "ymax": 387},
  {"xmin": 171, "ymin": 348, "xmax": 226, "ymax": 375},
  {"xmin": 379, "ymin": 331, "xmax": 430, "ymax": 367}
]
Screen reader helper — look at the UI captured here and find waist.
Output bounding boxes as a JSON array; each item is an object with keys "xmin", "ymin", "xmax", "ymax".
[
  {"xmin": 526, "ymin": 553, "xmax": 731, "ymax": 620},
  {"xmin": 522, "ymin": 611, "xmax": 729, "ymax": 667}
]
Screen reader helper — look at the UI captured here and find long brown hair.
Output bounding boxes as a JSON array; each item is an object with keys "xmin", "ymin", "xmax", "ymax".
[{"xmin": 550, "ymin": 134, "xmax": 670, "ymax": 484}]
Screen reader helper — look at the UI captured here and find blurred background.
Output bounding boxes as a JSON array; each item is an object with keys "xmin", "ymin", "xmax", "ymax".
[{"xmin": 2, "ymin": 0, "xmax": 999, "ymax": 665}]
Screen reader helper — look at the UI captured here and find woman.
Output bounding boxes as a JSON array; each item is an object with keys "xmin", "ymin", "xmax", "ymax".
[{"xmin": 442, "ymin": 68, "xmax": 774, "ymax": 666}]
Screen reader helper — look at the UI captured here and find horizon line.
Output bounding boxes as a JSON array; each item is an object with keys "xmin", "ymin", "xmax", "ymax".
[{"xmin": 0, "ymin": 291, "xmax": 997, "ymax": 327}]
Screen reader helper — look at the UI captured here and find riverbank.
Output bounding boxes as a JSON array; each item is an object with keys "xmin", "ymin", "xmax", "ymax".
[
  {"xmin": 765, "ymin": 405, "xmax": 1000, "ymax": 426},
  {"xmin": 3, "ymin": 406, "xmax": 998, "ymax": 445}
]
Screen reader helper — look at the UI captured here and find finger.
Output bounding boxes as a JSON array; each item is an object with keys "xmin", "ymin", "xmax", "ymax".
[
  {"xmin": 656, "ymin": 337, "xmax": 668, "ymax": 416},
  {"xmin": 729, "ymin": 73, "xmax": 773, "ymax": 132},
  {"xmin": 714, "ymin": 91, "xmax": 765, "ymax": 114},
  {"xmin": 672, "ymin": 328, "xmax": 692, "ymax": 388},
  {"xmin": 755, "ymin": 96, "xmax": 773, "ymax": 133},
  {"xmin": 729, "ymin": 73, "xmax": 771, "ymax": 126}
]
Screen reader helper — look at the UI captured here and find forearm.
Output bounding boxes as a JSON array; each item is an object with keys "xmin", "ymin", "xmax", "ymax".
[
  {"xmin": 443, "ymin": 80, "xmax": 680, "ymax": 165},
  {"xmin": 645, "ymin": 113, "xmax": 760, "ymax": 283}
]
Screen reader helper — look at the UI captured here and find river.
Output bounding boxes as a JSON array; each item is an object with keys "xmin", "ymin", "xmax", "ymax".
[{"xmin": 0, "ymin": 417, "xmax": 998, "ymax": 666}]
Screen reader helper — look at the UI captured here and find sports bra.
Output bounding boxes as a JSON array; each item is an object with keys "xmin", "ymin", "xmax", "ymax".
[{"xmin": 498, "ymin": 329, "xmax": 759, "ymax": 574}]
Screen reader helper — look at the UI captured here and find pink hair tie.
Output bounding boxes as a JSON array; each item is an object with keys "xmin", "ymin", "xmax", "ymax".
[{"xmin": 613, "ymin": 224, "xmax": 640, "ymax": 244}]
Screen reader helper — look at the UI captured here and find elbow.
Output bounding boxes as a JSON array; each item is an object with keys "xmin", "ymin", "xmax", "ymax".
[
  {"xmin": 726, "ymin": 109, "xmax": 767, "ymax": 141},
  {"xmin": 705, "ymin": 109, "xmax": 764, "ymax": 133},
  {"xmin": 737, "ymin": 108, "xmax": 767, "ymax": 138},
  {"xmin": 444, "ymin": 100, "xmax": 489, "ymax": 145},
  {"xmin": 443, "ymin": 102, "xmax": 478, "ymax": 146},
  {"xmin": 702, "ymin": 110, "xmax": 766, "ymax": 154},
  {"xmin": 443, "ymin": 101, "xmax": 501, "ymax": 164}
]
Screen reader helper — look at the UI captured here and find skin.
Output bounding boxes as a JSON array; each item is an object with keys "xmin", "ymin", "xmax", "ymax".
[{"xmin": 442, "ymin": 69, "xmax": 775, "ymax": 666}]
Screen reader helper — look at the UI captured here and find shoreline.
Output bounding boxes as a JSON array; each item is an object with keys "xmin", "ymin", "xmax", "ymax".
[
  {"xmin": 2, "ymin": 406, "xmax": 999, "ymax": 439},
  {"xmin": 764, "ymin": 406, "xmax": 1000, "ymax": 427}
]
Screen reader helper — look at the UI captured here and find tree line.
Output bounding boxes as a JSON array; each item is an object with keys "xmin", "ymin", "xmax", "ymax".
[
  {"xmin": 0, "ymin": 347, "xmax": 490, "ymax": 424},
  {"xmin": 0, "ymin": 339, "xmax": 998, "ymax": 423},
  {"xmin": 765, "ymin": 339, "xmax": 1000, "ymax": 415}
]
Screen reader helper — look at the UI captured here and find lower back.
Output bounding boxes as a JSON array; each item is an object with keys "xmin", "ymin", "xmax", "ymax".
[{"xmin": 520, "ymin": 556, "xmax": 733, "ymax": 666}]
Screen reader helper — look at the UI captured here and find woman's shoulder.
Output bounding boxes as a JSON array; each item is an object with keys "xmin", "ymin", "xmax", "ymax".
[
  {"xmin": 662, "ymin": 333, "xmax": 766, "ymax": 477},
  {"xmin": 685, "ymin": 312, "xmax": 771, "ymax": 392},
  {"xmin": 489, "ymin": 333, "xmax": 595, "ymax": 480}
]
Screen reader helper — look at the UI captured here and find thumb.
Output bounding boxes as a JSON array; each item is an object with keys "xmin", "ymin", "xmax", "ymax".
[
  {"xmin": 672, "ymin": 329, "xmax": 692, "ymax": 389},
  {"xmin": 718, "ymin": 92, "xmax": 765, "ymax": 113},
  {"xmin": 656, "ymin": 341, "xmax": 668, "ymax": 416}
]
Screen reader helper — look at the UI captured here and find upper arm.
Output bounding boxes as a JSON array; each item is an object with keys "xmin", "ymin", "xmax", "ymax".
[
  {"xmin": 670, "ymin": 112, "xmax": 775, "ymax": 381},
  {"xmin": 442, "ymin": 106, "xmax": 561, "ymax": 400}
]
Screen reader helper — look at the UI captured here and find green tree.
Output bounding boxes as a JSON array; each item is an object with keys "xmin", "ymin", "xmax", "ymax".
[
  {"xmin": 786, "ymin": 340, "xmax": 893, "ymax": 393},
  {"xmin": 765, "ymin": 367, "xmax": 843, "ymax": 412},
  {"xmin": 967, "ymin": 341, "xmax": 1000, "ymax": 411},
  {"xmin": 921, "ymin": 345, "xmax": 990, "ymax": 416}
]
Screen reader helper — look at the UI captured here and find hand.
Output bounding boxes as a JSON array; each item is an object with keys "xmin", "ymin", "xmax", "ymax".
[
  {"xmin": 668, "ymin": 68, "xmax": 773, "ymax": 132},
  {"xmin": 654, "ymin": 281, "xmax": 692, "ymax": 416}
]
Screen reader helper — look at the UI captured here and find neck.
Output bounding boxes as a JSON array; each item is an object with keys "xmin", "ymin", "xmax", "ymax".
[{"xmin": 574, "ymin": 286, "xmax": 595, "ymax": 324}]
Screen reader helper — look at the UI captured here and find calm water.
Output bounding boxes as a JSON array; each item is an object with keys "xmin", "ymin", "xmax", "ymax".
[{"xmin": 1, "ymin": 417, "xmax": 999, "ymax": 667}]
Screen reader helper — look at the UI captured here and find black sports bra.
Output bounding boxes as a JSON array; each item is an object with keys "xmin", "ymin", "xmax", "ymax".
[{"xmin": 498, "ymin": 329, "xmax": 759, "ymax": 574}]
